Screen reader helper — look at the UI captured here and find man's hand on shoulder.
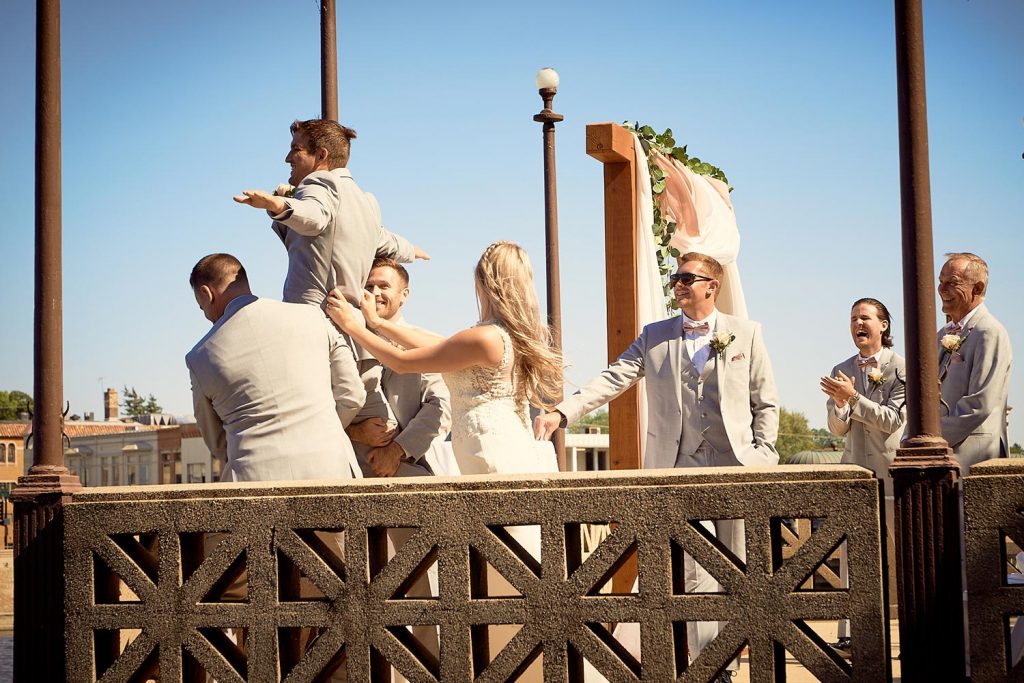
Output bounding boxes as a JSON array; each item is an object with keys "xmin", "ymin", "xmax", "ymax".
[
  {"xmin": 368, "ymin": 441, "xmax": 405, "ymax": 477},
  {"xmin": 233, "ymin": 189, "xmax": 287, "ymax": 216},
  {"xmin": 533, "ymin": 411, "xmax": 566, "ymax": 440},
  {"xmin": 346, "ymin": 417, "xmax": 397, "ymax": 447}
]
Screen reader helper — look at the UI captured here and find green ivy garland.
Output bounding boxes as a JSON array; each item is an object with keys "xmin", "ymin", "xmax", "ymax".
[{"xmin": 622, "ymin": 122, "xmax": 732, "ymax": 311}]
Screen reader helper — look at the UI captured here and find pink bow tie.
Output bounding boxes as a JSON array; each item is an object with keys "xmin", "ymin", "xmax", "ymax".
[
  {"xmin": 947, "ymin": 322, "xmax": 964, "ymax": 334},
  {"xmin": 683, "ymin": 321, "xmax": 710, "ymax": 335},
  {"xmin": 857, "ymin": 357, "xmax": 878, "ymax": 369}
]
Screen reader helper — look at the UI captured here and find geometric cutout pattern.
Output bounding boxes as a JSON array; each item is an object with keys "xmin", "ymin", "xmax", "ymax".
[
  {"xmin": 63, "ymin": 470, "xmax": 889, "ymax": 680},
  {"xmin": 964, "ymin": 470, "xmax": 1024, "ymax": 680}
]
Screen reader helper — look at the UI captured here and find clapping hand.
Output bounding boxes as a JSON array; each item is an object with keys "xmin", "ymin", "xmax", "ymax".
[{"xmin": 819, "ymin": 370, "xmax": 857, "ymax": 407}]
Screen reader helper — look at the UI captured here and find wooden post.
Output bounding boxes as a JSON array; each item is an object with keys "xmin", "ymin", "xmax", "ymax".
[
  {"xmin": 585, "ymin": 123, "xmax": 641, "ymax": 472},
  {"xmin": 587, "ymin": 123, "xmax": 641, "ymax": 597}
]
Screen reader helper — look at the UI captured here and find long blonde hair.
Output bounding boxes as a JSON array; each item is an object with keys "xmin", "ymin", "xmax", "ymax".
[{"xmin": 475, "ymin": 241, "xmax": 563, "ymax": 409}]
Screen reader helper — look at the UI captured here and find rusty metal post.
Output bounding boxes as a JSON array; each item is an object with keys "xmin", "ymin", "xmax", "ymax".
[
  {"xmin": 534, "ymin": 71, "xmax": 566, "ymax": 470},
  {"xmin": 11, "ymin": 0, "xmax": 83, "ymax": 680},
  {"xmin": 889, "ymin": 0, "xmax": 965, "ymax": 678},
  {"xmin": 320, "ymin": 0, "xmax": 338, "ymax": 121}
]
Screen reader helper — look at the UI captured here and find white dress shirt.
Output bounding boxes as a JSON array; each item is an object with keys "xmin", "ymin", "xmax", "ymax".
[{"xmin": 682, "ymin": 309, "xmax": 719, "ymax": 374}]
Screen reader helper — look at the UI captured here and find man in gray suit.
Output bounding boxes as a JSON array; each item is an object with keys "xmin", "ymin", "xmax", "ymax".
[
  {"xmin": 534, "ymin": 251, "xmax": 779, "ymax": 682},
  {"xmin": 820, "ymin": 297, "xmax": 906, "ymax": 656},
  {"xmin": 186, "ymin": 253, "xmax": 362, "ymax": 481},
  {"xmin": 234, "ymin": 119, "xmax": 427, "ymax": 307},
  {"xmin": 347, "ymin": 258, "xmax": 453, "ymax": 478},
  {"xmin": 936, "ymin": 252, "xmax": 1012, "ymax": 472}
]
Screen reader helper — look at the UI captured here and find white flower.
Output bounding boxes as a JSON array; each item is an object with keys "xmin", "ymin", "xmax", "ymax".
[
  {"xmin": 709, "ymin": 330, "xmax": 735, "ymax": 358},
  {"xmin": 274, "ymin": 183, "xmax": 295, "ymax": 198},
  {"xmin": 867, "ymin": 368, "xmax": 884, "ymax": 386},
  {"xmin": 941, "ymin": 334, "xmax": 963, "ymax": 352}
]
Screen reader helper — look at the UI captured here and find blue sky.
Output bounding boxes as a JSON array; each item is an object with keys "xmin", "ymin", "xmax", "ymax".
[{"xmin": 1, "ymin": 1, "xmax": 1021, "ymax": 444}]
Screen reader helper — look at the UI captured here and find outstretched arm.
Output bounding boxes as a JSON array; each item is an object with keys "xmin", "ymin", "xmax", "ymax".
[
  {"xmin": 358, "ymin": 290, "xmax": 443, "ymax": 349},
  {"xmin": 326, "ymin": 289, "xmax": 501, "ymax": 374}
]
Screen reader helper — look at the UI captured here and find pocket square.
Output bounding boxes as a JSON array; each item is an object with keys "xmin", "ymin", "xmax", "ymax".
[
  {"xmin": 951, "ymin": 352, "xmax": 964, "ymax": 364},
  {"xmin": 730, "ymin": 352, "xmax": 746, "ymax": 362}
]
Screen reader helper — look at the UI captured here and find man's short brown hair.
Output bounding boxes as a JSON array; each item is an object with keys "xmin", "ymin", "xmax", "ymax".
[
  {"xmin": 679, "ymin": 252, "xmax": 725, "ymax": 281},
  {"xmin": 290, "ymin": 119, "xmax": 357, "ymax": 168},
  {"xmin": 189, "ymin": 253, "xmax": 248, "ymax": 290},
  {"xmin": 370, "ymin": 257, "xmax": 409, "ymax": 287}
]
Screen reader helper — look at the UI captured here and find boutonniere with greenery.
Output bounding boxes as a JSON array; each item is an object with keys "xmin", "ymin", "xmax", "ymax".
[
  {"xmin": 867, "ymin": 368, "xmax": 885, "ymax": 387},
  {"xmin": 941, "ymin": 334, "xmax": 963, "ymax": 354},
  {"xmin": 274, "ymin": 183, "xmax": 296, "ymax": 198},
  {"xmin": 709, "ymin": 330, "xmax": 735, "ymax": 359}
]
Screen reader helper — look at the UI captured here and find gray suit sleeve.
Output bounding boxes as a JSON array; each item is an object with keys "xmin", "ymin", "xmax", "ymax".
[
  {"xmin": 271, "ymin": 173, "xmax": 340, "ymax": 237},
  {"xmin": 747, "ymin": 322, "xmax": 780, "ymax": 458},
  {"xmin": 557, "ymin": 331, "xmax": 647, "ymax": 424},
  {"xmin": 393, "ymin": 372, "xmax": 451, "ymax": 461},
  {"xmin": 327, "ymin": 321, "xmax": 367, "ymax": 428},
  {"xmin": 187, "ymin": 362, "xmax": 227, "ymax": 463},
  {"xmin": 376, "ymin": 227, "xmax": 416, "ymax": 263},
  {"xmin": 941, "ymin": 326, "xmax": 1012, "ymax": 447}
]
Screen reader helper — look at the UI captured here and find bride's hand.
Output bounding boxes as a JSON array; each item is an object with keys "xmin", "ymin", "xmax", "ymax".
[
  {"xmin": 360, "ymin": 290, "xmax": 384, "ymax": 330},
  {"xmin": 324, "ymin": 288, "xmax": 359, "ymax": 332}
]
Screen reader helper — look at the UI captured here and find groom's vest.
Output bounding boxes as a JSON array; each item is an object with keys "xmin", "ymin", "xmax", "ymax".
[{"xmin": 677, "ymin": 346, "xmax": 735, "ymax": 465}]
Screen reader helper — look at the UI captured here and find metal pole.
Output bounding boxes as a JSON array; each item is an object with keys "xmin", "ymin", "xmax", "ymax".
[
  {"xmin": 11, "ymin": 0, "xmax": 82, "ymax": 679},
  {"xmin": 320, "ymin": 0, "xmax": 338, "ymax": 121},
  {"xmin": 889, "ymin": 0, "xmax": 965, "ymax": 678},
  {"xmin": 534, "ymin": 87, "xmax": 566, "ymax": 470}
]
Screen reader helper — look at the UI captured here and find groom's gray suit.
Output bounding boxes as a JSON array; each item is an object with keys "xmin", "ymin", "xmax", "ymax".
[
  {"xmin": 938, "ymin": 303, "xmax": 1012, "ymax": 472},
  {"xmin": 558, "ymin": 312, "xmax": 780, "ymax": 468},
  {"xmin": 187, "ymin": 294, "xmax": 362, "ymax": 482},
  {"xmin": 558, "ymin": 310, "xmax": 779, "ymax": 671}
]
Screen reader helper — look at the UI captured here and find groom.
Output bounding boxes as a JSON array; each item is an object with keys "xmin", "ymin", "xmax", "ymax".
[{"xmin": 535, "ymin": 251, "xmax": 779, "ymax": 681}]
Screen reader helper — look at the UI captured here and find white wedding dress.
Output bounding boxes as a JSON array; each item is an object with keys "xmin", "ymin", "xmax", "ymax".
[{"xmin": 443, "ymin": 321, "xmax": 558, "ymax": 560}]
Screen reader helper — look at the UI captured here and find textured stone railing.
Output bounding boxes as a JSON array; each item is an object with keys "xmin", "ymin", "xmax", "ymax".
[
  {"xmin": 64, "ymin": 466, "xmax": 887, "ymax": 682},
  {"xmin": 964, "ymin": 458, "xmax": 1024, "ymax": 680}
]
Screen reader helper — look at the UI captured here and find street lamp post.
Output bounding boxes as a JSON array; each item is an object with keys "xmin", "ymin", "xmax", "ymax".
[{"xmin": 534, "ymin": 68, "xmax": 566, "ymax": 471}]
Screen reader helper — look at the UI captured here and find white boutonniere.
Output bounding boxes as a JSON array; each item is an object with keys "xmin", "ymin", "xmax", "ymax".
[
  {"xmin": 274, "ymin": 183, "xmax": 296, "ymax": 198},
  {"xmin": 867, "ymin": 368, "xmax": 884, "ymax": 387},
  {"xmin": 941, "ymin": 334, "xmax": 963, "ymax": 353},
  {"xmin": 709, "ymin": 330, "xmax": 735, "ymax": 359}
]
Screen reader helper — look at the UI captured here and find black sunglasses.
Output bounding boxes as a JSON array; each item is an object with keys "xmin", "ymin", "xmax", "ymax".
[{"xmin": 669, "ymin": 272, "xmax": 714, "ymax": 287}]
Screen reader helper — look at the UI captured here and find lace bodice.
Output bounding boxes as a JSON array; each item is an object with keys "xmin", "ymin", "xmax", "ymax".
[{"xmin": 442, "ymin": 321, "xmax": 529, "ymax": 432}]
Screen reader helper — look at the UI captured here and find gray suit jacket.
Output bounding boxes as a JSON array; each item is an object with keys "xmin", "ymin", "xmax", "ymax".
[
  {"xmin": 186, "ymin": 295, "xmax": 361, "ymax": 482},
  {"xmin": 938, "ymin": 303, "xmax": 1012, "ymax": 471},
  {"xmin": 558, "ymin": 312, "xmax": 780, "ymax": 470},
  {"xmin": 270, "ymin": 169, "xmax": 415, "ymax": 306},
  {"xmin": 826, "ymin": 348, "xmax": 906, "ymax": 496},
  {"xmin": 352, "ymin": 317, "xmax": 452, "ymax": 475}
]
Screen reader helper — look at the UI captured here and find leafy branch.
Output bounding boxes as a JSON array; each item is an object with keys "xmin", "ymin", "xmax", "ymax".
[{"xmin": 622, "ymin": 122, "xmax": 732, "ymax": 312}]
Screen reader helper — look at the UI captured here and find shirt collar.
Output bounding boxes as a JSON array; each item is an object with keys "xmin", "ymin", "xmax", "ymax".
[
  {"xmin": 682, "ymin": 308, "xmax": 718, "ymax": 331},
  {"xmin": 956, "ymin": 305, "xmax": 982, "ymax": 329}
]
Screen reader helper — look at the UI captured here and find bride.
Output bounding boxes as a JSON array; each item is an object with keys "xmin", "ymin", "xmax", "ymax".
[{"xmin": 324, "ymin": 240, "xmax": 562, "ymax": 478}]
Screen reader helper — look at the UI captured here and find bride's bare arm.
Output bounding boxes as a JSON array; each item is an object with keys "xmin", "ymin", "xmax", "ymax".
[
  {"xmin": 327, "ymin": 290, "xmax": 503, "ymax": 374},
  {"xmin": 359, "ymin": 291, "xmax": 443, "ymax": 349}
]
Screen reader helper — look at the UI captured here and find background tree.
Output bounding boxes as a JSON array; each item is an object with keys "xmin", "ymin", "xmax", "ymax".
[
  {"xmin": 777, "ymin": 407, "xmax": 819, "ymax": 462},
  {"xmin": 569, "ymin": 409, "xmax": 609, "ymax": 434},
  {"xmin": 0, "ymin": 390, "xmax": 33, "ymax": 420},
  {"xmin": 121, "ymin": 386, "xmax": 162, "ymax": 418}
]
